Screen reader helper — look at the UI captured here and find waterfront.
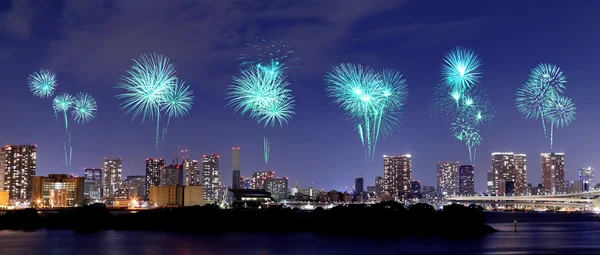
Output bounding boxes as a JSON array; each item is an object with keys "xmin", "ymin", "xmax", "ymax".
[{"xmin": 1, "ymin": 212, "xmax": 600, "ymax": 254}]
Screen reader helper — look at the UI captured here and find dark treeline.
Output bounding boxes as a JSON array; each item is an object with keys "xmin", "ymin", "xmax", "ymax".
[{"xmin": 0, "ymin": 202, "xmax": 496, "ymax": 238}]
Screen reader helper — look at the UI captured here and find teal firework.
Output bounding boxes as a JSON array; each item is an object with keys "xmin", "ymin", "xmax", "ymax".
[
  {"xmin": 72, "ymin": 92, "xmax": 98, "ymax": 124},
  {"xmin": 441, "ymin": 46, "xmax": 482, "ymax": 95},
  {"xmin": 543, "ymin": 95, "xmax": 576, "ymax": 150},
  {"xmin": 264, "ymin": 137, "xmax": 270, "ymax": 164},
  {"xmin": 28, "ymin": 69, "xmax": 57, "ymax": 98},
  {"xmin": 161, "ymin": 79, "xmax": 194, "ymax": 141},
  {"xmin": 53, "ymin": 92, "xmax": 74, "ymax": 167}
]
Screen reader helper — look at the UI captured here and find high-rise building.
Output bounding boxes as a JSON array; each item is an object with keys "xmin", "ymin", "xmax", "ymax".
[
  {"xmin": 491, "ymin": 152, "xmax": 527, "ymax": 196},
  {"xmin": 251, "ymin": 171, "xmax": 275, "ymax": 190},
  {"xmin": 410, "ymin": 180, "xmax": 421, "ymax": 198},
  {"xmin": 124, "ymin": 175, "xmax": 146, "ymax": 199},
  {"xmin": 145, "ymin": 158, "xmax": 166, "ymax": 199},
  {"xmin": 355, "ymin": 178, "xmax": 364, "ymax": 194},
  {"xmin": 0, "ymin": 149, "xmax": 5, "ymax": 192},
  {"xmin": 232, "ymin": 147, "xmax": 241, "ymax": 189},
  {"xmin": 458, "ymin": 165, "xmax": 475, "ymax": 196},
  {"xmin": 32, "ymin": 174, "xmax": 84, "ymax": 207},
  {"xmin": 383, "ymin": 154, "xmax": 412, "ymax": 198},
  {"xmin": 486, "ymin": 170, "xmax": 494, "ymax": 194},
  {"xmin": 437, "ymin": 162, "xmax": 459, "ymax": 196},
  {"xmin": 541, "ymin": 153, "xmax": 565, "ymax": 194},
  {"xmin": 265, "ymin": 177, "xmax": 288, "ymax": 200},
  {"xmin": 578, "ymin": 167, "xmax": 595, "ymax": 191},
  {"xmin": 375, "ymin": 176, "xmax": 384, "ymax": 196},
  {"xmin": 183, "ymin": 159, "xmax": 199, "ymax": 186},
  {"xmin": 2, "ymin": 145, "xmax": 37, "ymax": 201},
  {"xmin": 83, "ymin": 168, "xmax": 103, "ymax": 200},
  {"xmin": 202, "ymin": 154, "xmax": 221, "ymax": 203},
  {"xmin": 161, "ymin": 164, "xmax": 183, "ymax": 186},
  {"xmin": 103, "ymin": 157, "xmax": 122, "ymax": 198}
]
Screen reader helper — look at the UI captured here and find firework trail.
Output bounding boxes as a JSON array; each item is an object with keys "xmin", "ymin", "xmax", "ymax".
[
  {"xmin": 516, "ymin": 63, "xmax": 572, "ymax": 149},
  {"xmin": 263, "ymin": 137, "xmax": 270, "ymax": 164},
  {"xmin": 28, "ymin": 69, "xmax": 57, "ymax": 98},
  {"xmin": 117, "ymin": 53, "xmax": 193, "ymax": 149},
  {"xmin": 53, "ymin": 93, "xmax": 74, "ymax": 166},
  {"xmin": 431, "ymin": 47, "xmax": 493, "ymax": 163},
  {"xmin": 325, "ymin": 63, "xmax": 408, "ymax": 160},
  {"xmin": 230, "ymin": 39, "xmax": 298, "ymax": 164}
]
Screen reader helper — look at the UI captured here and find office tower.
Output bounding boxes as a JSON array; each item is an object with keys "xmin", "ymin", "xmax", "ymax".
[
  {"xmin": 375, "ymin": 176, "xmax": 384, "ymax": 196},
  {"xmin": 103, "ymin": 157, "xmax": 122, "ymax": 198},
  {"xmin": 32, "ymin": 174, "xmax": 84, "ymax": 207},
  {"xmin": 383, "ymin": 154, "xmax": 412, "ymax": 198},
  {"xmin": 265, "ymin": 177, "xmax": 288, "ymax": 200},
  {"xmin": 251, "ymin": 171, "xmax": 275, "ymax": 189},
  {"xmin": 145, "ymin": 158, "xmax": 166, "ymax": 199},
  {"xmin": 202, "ymin": 154, "xmax": 221, "ymax": 203},
  {"xmin": 578, "ymin": 167, "xmax": 595, "ymax": 191},
  {"xmin": 83, "ymin": 168, "xmax": 103, "ymax": 200},
  {"xmin": 355, "ymin": 178, "xmax": 364, "ymax": 194},
  {"xmin": 458, "ymin": 165, "xmax": 475, "ymax": 196},
  {"xmin": 499, "ymin": 180, "xmax": 515, "ymax": 196},
  {"xmin": 161, "ymin": 164, "xmax": 183, "ymax": 186},
  {"xmin": 232, "ymin": 147, "xmax": 241, "ymax": 189},
  {"xmin": 124, "ymin": 175, "xmax": 146, "ymax": 199},
  {"xmin": 541, "ymin": 153, "xmax": 565, "ymax": 194},
  {"xmin": 486, "ymin": 170, "xmax": 494, "ymax": 194},
  {"xmin": 2, "ymin": 145, "xmax": 37, "ymax": 200},
  {"xmin": 491, "ymin": 152, "xmax": 527, "ymax": 196},
  {"xmin": 0, "ymin": 149, "xmax": 5, "ymax": 191},
  {"xmin": 437, "ymin": 162, "xmax": 459, "ymax": 196},
  {"xmin": 183, "ymin": 159, "xmax": 199, "ymax": 186}
]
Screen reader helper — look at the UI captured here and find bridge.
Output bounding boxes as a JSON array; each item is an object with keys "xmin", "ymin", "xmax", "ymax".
[{"xmin": 447, "ymin": 191, "xmax": 600, "ymax": 208}]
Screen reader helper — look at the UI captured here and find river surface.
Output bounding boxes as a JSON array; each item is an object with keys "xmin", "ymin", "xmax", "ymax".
[{"xmin": 1, "ymin": 212, "xmax": 600, "ymax": 254}]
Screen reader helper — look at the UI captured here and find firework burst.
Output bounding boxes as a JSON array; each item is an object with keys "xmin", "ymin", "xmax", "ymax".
[
  {"xmin": 28, "ymin": 69, "xmax": 58, "ymax": 98},
  {"xmin": 72, "ymin": 92, "xmax": 98, "ymax": 124},
  {"xmin": 441, "ymin": 46, "xmax": 482, "ymax": 94},
  {"xmin": 543, "ymin": 95, "xmax": 576, "ymax": 149}
]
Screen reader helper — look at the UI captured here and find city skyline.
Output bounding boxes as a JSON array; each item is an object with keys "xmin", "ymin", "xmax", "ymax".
[{"xmin": 1, "ymin": 1, "xmax": 600, "ymax": 192}]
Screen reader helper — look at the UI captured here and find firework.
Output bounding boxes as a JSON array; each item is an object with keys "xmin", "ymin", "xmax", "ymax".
[
  {"xmin": 238, "ymin": 38, "xmax": 298, "ymax": 73},
  {"xmin": 441, "ymin": 46, "xmax": 482, "ymax": 94},
  {"xmin": 117, "ymin": 53, "xmax": 191, "ymax": 149},
  {"xmin": 227, "ymin": 65, "xmax": 295, "ymax": 127},
  {"xmin": 72, "ymin": 92, "xmax": 98, "ymax": 124},
  {"xmin": 325, "ymin": 63, "xmax": 408, "ymax": 160},
  {"xmin": 28, "ymin": 69, "xmax": 58, "ymax": 98},
  {"xmin": 543, "ymin": 95, "xmax": 576, "ymax": 149},
  {"xmin": 264, "ymin": 137, "xmax": 270, "ymax": 164},
  {"xmin": 52, "ymin": 92, "xmax": 74, "ymax": 167}
]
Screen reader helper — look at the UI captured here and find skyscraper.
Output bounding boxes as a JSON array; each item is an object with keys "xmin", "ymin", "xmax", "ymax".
[
  {"xmin": 232, "ymin": 147, "xmax": 241, "ymax": 189},
  {"xmin": 103, "ymin": 157, "xmax": 122, "ymax": 198},
  {"xmin": 578, "ymin": 167, "xmax": 595, "ymax": 191},
  {"xmin": 202, "ymin": 154, "xmax": 221, "ymax": 203},
  {"xmin": 145, "ymin": 158, "xmax": 166, "ymax": 198},
  {"xmin": 161, "ymin": 164, "xmax": 183, "ymax": 186},
  {"xmin": 491, "ymin": 152, "xmax": 527, "ymax": 196},
  {"xmin": 0, "ymin": 149, "xmax": 5, "ymax": 191},
  {"xmin": 2, "ymin": 145, "xmax": 37, "ymax": 201},
  {"xmin": 437, "ymin": 162, "xmax": 459, "ymax": 196},
  {"xmin": 375, "ymin": 176, "xmax": 384, "ymax": 196},
  {"xmin": 383, "ymin": 154, "xmax": 412, "ymax": 198},
  {"xmin": 124, "ymin": 175, "xmax": 146, "ymax": 199},
  {"xmin": 83, "ymin": 168, "xmax": 103, "ymax": 200},
  {"xmin": 183, "ymin": 159, "xmax": 199, "ymax": 186},
  {"xmin": 458, "ymin": 165, "xmax": 475, "ymax": 196},
  {"xmin": 355, "ymin": 177, "xmax": 364, "ymax": 194},
  {"xmin": 541, "ymin": 153, "xmax": 565, "ymax": 194},
  {"xmin": 486, "ymin": 170, "xmax": 494, "ymax": 194},
  {"xmin": 251, "ymin": 171, "xmax": 275, "ymax": 190}
]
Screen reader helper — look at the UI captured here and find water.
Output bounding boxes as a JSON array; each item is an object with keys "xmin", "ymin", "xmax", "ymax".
[{"xmin": 1, "ymin": 212, "xmax": 600, "ymax": 254}]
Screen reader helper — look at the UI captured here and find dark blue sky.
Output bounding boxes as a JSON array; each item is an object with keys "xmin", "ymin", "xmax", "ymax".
[{"xmin": 1, "ymin": 0, "xmax": 599, "ymax": 192}]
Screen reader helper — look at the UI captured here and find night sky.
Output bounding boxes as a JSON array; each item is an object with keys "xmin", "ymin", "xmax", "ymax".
[{"xmin": 1, "ymin": 1, "xmax": 599, "ymax": 192}]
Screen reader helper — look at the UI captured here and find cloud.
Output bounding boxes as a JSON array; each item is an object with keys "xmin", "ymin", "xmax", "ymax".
[
  {"xmin": 1, "ymin": 0, "xmax": 35, "ymax": 39},
  {"xmin": 44, "ymin": 0, "xmax": 405, "ymax": 90}
]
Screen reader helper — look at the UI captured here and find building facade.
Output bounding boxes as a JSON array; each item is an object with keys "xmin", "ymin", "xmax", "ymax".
[
  {"xmin": 541, "ymin": 153, "xmax": 565, "ymax": 194},
  {"xmin": 32, "ymin": 174, "xmax": 84, "ymax": 207},
  {"xmin": 265, "ymin": 178, "xmax": 288, "ymax": 200},
  {"xmin": 124, "ymin": 175, "xmax": 146, "ymax": 199},
  {"xmin": 486, "ymin": 170, "xmax": 494, "ymax": 194},
  {"xmin": 251, "ymin": 171, "xmax": 275, "ymax": 190},
  {"xmin": 355, "ymin": 177, "xmax": 364, "ymax": 194},
  {"xmin": 2, "ymin": 145, "xmax": 37, "ymax": 201},
  {"xmin": 437, "ymin": 162, "xmax": 459, "ymax": 196},
  {"xmin": 578, "ymin": 167, "xmax": 595, "ymax": 191},
  {"xmin": 375, "ymin": 176, "xmax": 384, "ymax": 196},
  {"xmin": 383, "ymin": 154, "xmax": 412, "ymax": 199},
  {"xmin": 103, "ymin": 157, "xmax": 122, "ymax": 198},
  {"xmin": 183, "ymin": 159, "xmax": 199, "ymax": 186},
  {"xmin": 145, "ymin": 158, "xmax": 166, "ymax": 199},
  {"xmin": 491, "ymin": 152, "xmax": 527, "ymax": 196},
  {"xmin": 149, "ymin": 185, "xmax": 183, "ymax": 207},
  {"xmin": 232, "ymin": 147, "xmax": 241, "ymax": 189},
  {"xmin": 458, "ymin": 165, "xmax": 475, "ymax": 195},
  {"xmin": 202, "ymin": 154, "xmax": 221, "ymax": 203},
  {"xmin": 84, "ymin": 168, "xmax": 103, "ymax": 200},
  {"xmin": 161, "ymin": 164, "xmax": 183, "ymax": 186},
  {"xmin": 183, "ymin": 185, "xmax": 205, "ymax": 206}
]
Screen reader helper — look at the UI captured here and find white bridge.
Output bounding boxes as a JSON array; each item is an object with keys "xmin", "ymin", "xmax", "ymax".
[{"xmin": 447, "ymin": 191, "xmax": 600, "ymax": 208}]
